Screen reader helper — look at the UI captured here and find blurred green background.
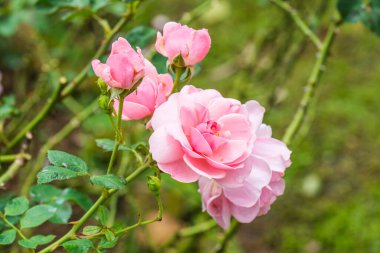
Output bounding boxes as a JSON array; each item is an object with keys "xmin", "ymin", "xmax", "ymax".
[{"xmin": 1, "ymin": 0, "xmax": 380, "ymax": 252}]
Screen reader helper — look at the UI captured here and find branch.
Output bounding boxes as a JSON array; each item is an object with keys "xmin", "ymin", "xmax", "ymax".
[
  {"xmin": 269, "ymin": 0, "xmax": 323, "ymax": 49},
  {"xmin": 282, "ymin": 20, "xmax": 339, "ymax": 144}
]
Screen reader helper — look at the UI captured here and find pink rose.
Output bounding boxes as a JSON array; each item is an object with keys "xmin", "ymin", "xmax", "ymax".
[
  {"xmin": 198, "ymin": 124, "xmax": 291, "ymax": 229},
  {"xmin": 114, "ymin": 60, "xmax": 173, "ymax": 121},
  {"xmin": 155, "ymin": 22, "xmax": 211, "ymax": 66},
  {"xmin": 149, "ymin": 85, "xmax": 267, "ymax": 184},
  {"xmin": 92, "ymin": 37, "xmax": 145, "ymax": 89}
]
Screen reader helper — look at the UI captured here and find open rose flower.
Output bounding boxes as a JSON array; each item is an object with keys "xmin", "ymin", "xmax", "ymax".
[
  {"xmin": 149, "ymin": 85, "xmax": 271, "ymax": 185},
  {"xmin": 199, "ymin": 124, "xmax": 291, "ymax": 229},
  {"xmin": 114, "ymin": 60, "xmax": 173, "ymax": 121},
  {"xmin": 155, "ymin": 22, "xmax": 211, "ymax": 66},
  {"xmin": 92, "ymin": 37, "xmax": 145, "ymax": 89}
]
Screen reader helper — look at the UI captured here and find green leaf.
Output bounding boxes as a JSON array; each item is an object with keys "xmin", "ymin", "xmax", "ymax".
[
  {"xmin": 125, "ymin": 26, "xmax": 157, "ymax": 49},
  {"xmin": 0, "ymin": 95, "xmax": 19, "ymax": 121},
  {"xmin": 47, "ymin": 150, "xmax": 88, "ymax": 174},
  {"xmin": 18, "ymin": 234, "xmax": 55, "ymax": 249},
  {"xmin": 30, "ymin": 184, "xmax": 62, "ymax": 202},
  {"xmin": 104, "ymin": 229, "xmax": 115, "ymax": 242},
  {"xmin": 5, "ymin": 196, "xmax": 29, "ymax": 216},
  {"xmin": 0, "ymin": 229, "xmax": 16, "ymax": 245},
  {"xmin": 95, "ymin": 139, "xmax": 131, "ymax": 152},
  {"xmin": 151, "ymin": 53, "xmax": 167, "ymax": 74},
  {"xmin": 37, "ymin": 166, "xmax": 81, "ymax": 184},
  {"xmin": 362, "ymin": 3, "xmax": 380, "ymax": 36},
  {"xmin": 90, "ymin": 174, "xmax": 126, "ymax": 189},
  {"xmin": 20, "ymin": 204, "xmax": 57, "ymax": 229},
  {"xmin": 48, "ymin": 202, "xmax": 72, "ymax": 224},
  {"xmin": 97, "ymin": 205, "xmax": 109, "ymax": 226},
  {"xmin": 62, "ymin": 239, "xmax": 94, "ymax": 253},
  {"xmin": 82, "ymin": 225, "xmax": 101, "ymax": 236},
  {"xmin": 337, "ymin": 0, "xmax": 364, "ymax": 23},
  {"xmin": 98, "ymin": 236, "xmax": 118, "ymax": 249},
  {"xmin": 61, "ymin": 188, "xmax": 93, "ymax": 211}
]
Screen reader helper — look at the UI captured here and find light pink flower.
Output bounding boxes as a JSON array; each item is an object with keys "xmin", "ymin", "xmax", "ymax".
[
  {"xmin": 92, "ymin": 37, "xmax": 145, "ymax": 89},
  {"xmin": 198, "ymin": 124, "xmax": 291, "ymax": 229},
  {"xmin": 155, "ymin": 22, "xmax": 211, "ymax": 66},
  {"xmin": 149, "ymin": 85, "xmax": 268, "ymax": 184},
  {"xmin": 199, "ymin": 125, "xmax": 291, "ymax": 229},
  {"xmin": 114, "ymin": 60, "xmax": 173, "ymax": 121}
]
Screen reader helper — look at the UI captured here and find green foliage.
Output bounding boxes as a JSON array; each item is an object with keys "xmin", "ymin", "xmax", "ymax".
[
  {"xmin": 61, "ymin": 188, "xmax": 93, "ymax": 211},
  {"xmin": 18, "ymin": 234, "xmax": 55, "ymax": 249},
  {"xmin": 20, "ymin": 205, "xmax": 57, "ymax": 229},
  {"xmin": 97, "ymin": 205, "xmax": 109, "ymax": 226},
  {"xmin": 104, "ymin": 229, "xmax": 116, "ymax": 241},
  {"xmin": 0, "ymin": 229, "xmax": 16, "ymax": 245},
  {"xmin": 90, "ymin": 174, "xmax": 126, "ymax": 189},
  {"xmin": 4, "ymin": 196, "xmax": 29, "ymax": 216},
  {"xmin": 47, "ymin": 150, "xmax": 89, "ymax": 174},
  {"xmin": 30, "ymin": 185, "xmax": 62, "ymax": 202},
  {"xmin": 48, "ymin": 202, "xmax": 72, "ymax": 224},
  {"xmin": 62, "ymin": 238, "xmax": 94, "ymax": 253},
  {"xmin": 37, "ymin": 150, "xmax": 89, "ymax": 184},
  {"xmin": 82, "ymin": 225, "xmax": 102, "ymax": 236},
  {"xmin": 338, "ymin": 0, "xmax": 380, "ymax": 36},
  {"xmin": 97, "ymin": 236, "xmax": 118, "ymax": 249},
  {"xmin": 96, "ymin": 138, "xmax": 130, "ymax": 152}
]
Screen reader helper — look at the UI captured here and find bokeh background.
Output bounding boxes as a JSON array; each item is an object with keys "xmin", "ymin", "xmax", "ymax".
[{"xmin": 1, "ymin": 0, "xmax": 380, "ymax": 252}]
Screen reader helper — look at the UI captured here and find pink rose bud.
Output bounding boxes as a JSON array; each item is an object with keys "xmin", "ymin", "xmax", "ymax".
[
  {"xmin": 149, "ymin": 85, "xmax": 290, "ymax": 186},
  {"xmin": 155, "ymin": 22, "xmax": 211, "ymax": 66},
  {"xmin": 113, "ymin": 60, "xmax": 173, "ymax": 121},
  {"xmin": 198, "ymin": 124, "xmax": 291, "ymax": 229},
  {"xmin": 92, "ymin": 37, "xmax": 145, "ymax": 89}
]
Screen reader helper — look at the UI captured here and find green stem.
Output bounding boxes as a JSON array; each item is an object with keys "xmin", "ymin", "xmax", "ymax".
[
  {"xmin": 0, "ymin": 212, "xmax": 27, "ymax": 240},
  {"xmin": 0, "ymin": 157, "xmax": 27, "ymax": 188},
  {"xmin": 282, "ymin": 20, "xmax": 339, "ymax": 144},
  {"xmin": 172, "ymin": 67, "xmax": 185, "ymax": 92},
  {"xmin": 270, "ymin": 0, "xmax": 323, "ymax": 49},
  {"xmin": 214, "ymin": 220, "xmax": 240, "ymax": 253},
  {"xmin": 106, "ymin": 95, "xmax": 125, "ymax": 175},
  {"xmin": 38, "ymin": 162, "xmax": 150, "ymax": 253},
  {"xmin": 4, "ymin": 83, "xmax": 62, "ymax": 152},
  {"xmin": 0, "ymin": 153, "xmax": 30, "ymax": 163},
  {"xmin": 20, "ymin": 100, "xmax": 98, "ymax": 196},
  {"xmin": 179, "ymin": 219, "xmax": 217, "ymax": 237}
]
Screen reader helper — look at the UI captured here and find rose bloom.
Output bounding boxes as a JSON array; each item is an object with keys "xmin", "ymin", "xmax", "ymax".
[
  {"xmin": 149, "ymin": 85, "xmax": 273, "ymax": 185},
  {"xmin": 198, "ymin": 124, "xmax": 291, "ymax": 229},
  {"xmin": 155, "ymin": 22, "xmax": 211, "ymax": 66},
  {"xmin": 114, "ymin": 60, "xmax": 173, "ymax": 121},
  {"xmin": 92, "ymin": 37, "xmax": 145, "ymax": 89}
]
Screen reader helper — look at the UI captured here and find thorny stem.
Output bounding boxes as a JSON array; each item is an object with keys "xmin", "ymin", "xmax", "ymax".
[
  {"xmin": 4, "ymin": 82, "xmax": 62, "ymax": 152},
  {"xmin": 0, "ymin": 212, "xmax": 28, "ymax": 240},
  {"xmin": 270, "ymin": 0, "xmax": 323, "ymax": 49},
  {"xmin": 38, "ymin": 162, "xmax": 151, "ymax": 253},
  {"xmin": 282, "ymin": 20, "xmax": 339, "ymax": 144}
]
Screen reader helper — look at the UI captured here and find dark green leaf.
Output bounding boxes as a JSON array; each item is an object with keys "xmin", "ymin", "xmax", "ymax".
[
  {"xmin": 48, "ymin": 202, "xmax": 72, "ymax": 224},
  {"xmin": 98, "ymin": 236, "xmax": 118, "ymax": 249},
  {"xmin": 82, "ymin": 225, "xmax": 101, "ymax": 236},
  {"xmin": 362, "ymin": 5, "xmax": 380, "ymax": 36},
  {"xmin": 37, "ymin": 166, "xmax": 81, "ymax": 184},
  {"xmin": 30, "ymin": 185, "xmax": 62, "ymax": 202},
  {"xmin": 18, "ymin": 234, "xmax": 55, "ymax": 249},
  {"xmin": 62, "ymin": 188, "xmax": 93, "ymax": 211},
  {"xmin": 62, "ymin": 238, "xmax": 94, "ymax": 253},
  {"xmin": 151, "ymin": 53, "xmax": 167, "ymax": 74},
  {"xmin": 90, "ymin": 174, "xmax": 126, "ymax": 189},
  {"xmin": 0, "ymin": 95, "xmax": 19, "ymax": 121},
  {"xmin": 47, "ymin": 150, "xmax": 88, "ymax": 174},
  {"xmin": 0, "ymin": 229, "xmax": 16, "ymax": 245},
  {"xmin": 5, "ymin": 196, "xmax": 29, "ymax": 216},
  {"xmin": 337, "ymin": 0, "xmax": 363, "ymax": 23},
  {"xmin": 20, "ymin": 204, "xmax": 57, "ymax": 229},
  {"xmin": 95, "ymin": 139, "xmax": 131, "ymax": 152},
  {"xmin": 97, "ymin": 205, "xmax": 109, "ymax": 226},
  {"xmin": 125, "ymin": 26, "xmax": 157, "ymax": 49}
]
